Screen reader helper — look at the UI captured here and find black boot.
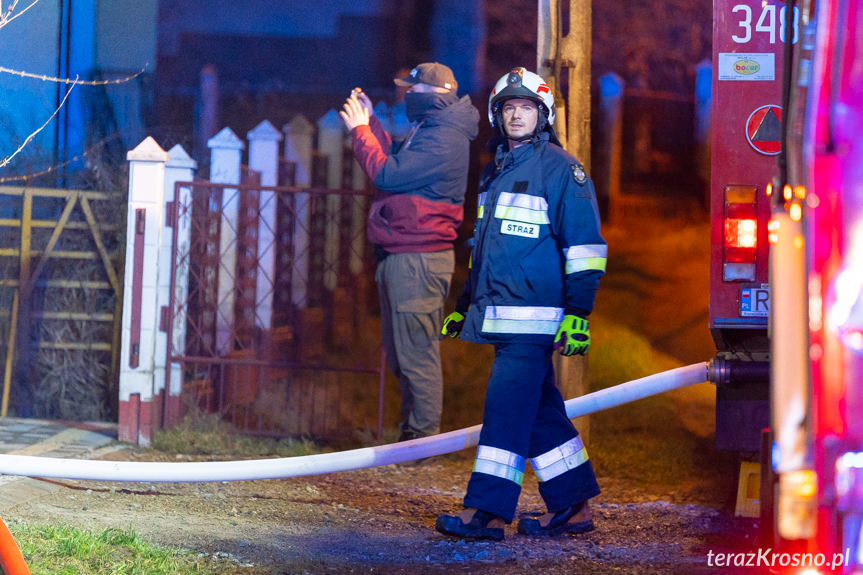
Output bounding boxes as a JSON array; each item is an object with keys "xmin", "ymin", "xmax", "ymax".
[
  {"xmin": 516, "ymin": 501, "xmax": 595, "ymax": 536},
  {"xmin": 435, "ymin": 509, "xmax": 505, "ymax": 541}
]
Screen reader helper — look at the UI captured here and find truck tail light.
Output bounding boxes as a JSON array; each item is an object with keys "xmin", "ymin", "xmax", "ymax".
[
  {"xmin": 723, "ymin": 185, "xmax": 758, "ymax": 281},
  {"xmin": 725, "ymin": 216, "xmax": 757, "ymax": 251}
]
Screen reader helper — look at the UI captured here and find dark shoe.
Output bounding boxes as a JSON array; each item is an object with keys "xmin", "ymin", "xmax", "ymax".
[
  {"xmin": 435, "ymin": 509, "xmax": 505, "ymax": 541},
  {"xmin": 398, "ymin": 430, "xmax": 420, "ymax": 442},
  {"xmin": 517, "ymin": 501, "xmax": 595, "ymax": 536},
  {"xmin": 398, "ymin": 426, "xmax": 428, "ymax": 442}
]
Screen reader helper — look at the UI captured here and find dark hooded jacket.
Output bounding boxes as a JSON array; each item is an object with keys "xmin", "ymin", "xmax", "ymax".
[{"xmin": 350, "ymin": 93, "xmax": 480, "ymax": 253}]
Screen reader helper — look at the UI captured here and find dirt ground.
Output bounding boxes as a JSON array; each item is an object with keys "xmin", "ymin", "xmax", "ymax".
[
  {"xmin": 8, "ymin": 447, "xmax": 759, "ymax": 575},
  {"xmin": 5, "ymin": 208, "xmax": 764, "ymax": 574}
]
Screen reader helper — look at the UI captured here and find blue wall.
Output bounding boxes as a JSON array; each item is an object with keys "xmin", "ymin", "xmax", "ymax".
[{"xmin": 0, "ymin": 0, "xmax": 157, "ymax": 181}]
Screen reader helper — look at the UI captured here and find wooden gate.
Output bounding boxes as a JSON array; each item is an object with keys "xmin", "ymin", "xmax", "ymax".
[{"xmin": 0, "ymin": 186, "xmax": 123, "ymax": 420}]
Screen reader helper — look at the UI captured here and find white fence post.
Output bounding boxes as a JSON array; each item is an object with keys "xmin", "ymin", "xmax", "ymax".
[
  {"xmin": 119, "ymin": 136, "xmax": 170, "ymax": 446},
  {"xmin": 159, "ymin": 144, "xmax": 197, "ymax": 426},
  {"xmin": 599, "ymin": 72, "xmax": 624, "ymax": 224},
  {"xmin": 695, "ymin": 59, "xmax": 712, "ymax": 207},
  {"xmin": 284, "ymin": 116, "xmax": 313, "ymax": 308},
  {"xmin": 350, "ymin": 140, "xmax": 367, "ymax": 275},
  {"xmin": 374, "ymin": 101, "xmax": 392, "ymax": 135},
  {"xmin": 248, "ymin": 120, "xmax": 282, "ymax": 330},
  {"xmin": 317, "ymin": 110, "xmax": 343, "ymax": 292},
  {"xmin": 390, "ymin": 101, "xmax": 411, "ymax": 142},
  {"xmin": 207, "ymin": 127, "xmax": 244, "ymax": 355}
]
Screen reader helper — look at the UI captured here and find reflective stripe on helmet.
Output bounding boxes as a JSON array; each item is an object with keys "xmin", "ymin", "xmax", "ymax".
[
  {"xmin": 564, "ymin": 244, "xmax": 608, "ymax": 274},
  {"xmin": 474, "ymin": 445, "xmax": 526, "ymax": 485},
  {"xmin": 481, "ymin": 305, "xmax": 563, "ymax": 335},
  {"xmin": 530, "ymin": 436, "xmax": 590, "ymax": 482}
]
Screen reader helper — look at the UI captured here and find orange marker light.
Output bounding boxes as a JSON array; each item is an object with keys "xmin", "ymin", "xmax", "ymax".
[
  {"xmin": 790, "ymin": 203, "xmax": 803, "ymax": 221},
  {"xmin": 768, "ymin": 218, "xmax": 780, "ymax": 244}
]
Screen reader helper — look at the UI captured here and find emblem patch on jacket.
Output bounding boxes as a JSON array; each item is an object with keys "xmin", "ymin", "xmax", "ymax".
[{"xmin": 571, "ymin": 162, "xmax": 587, "ymax": 184}]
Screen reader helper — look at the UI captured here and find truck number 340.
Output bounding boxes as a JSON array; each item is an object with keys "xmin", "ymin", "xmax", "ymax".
[{"xmin": 732, "ymin": 4, "xmax": 799, "ymax": 44}]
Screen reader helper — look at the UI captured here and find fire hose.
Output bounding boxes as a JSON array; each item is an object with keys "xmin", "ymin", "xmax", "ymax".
[
  {"xmin": 0, "ymin": 362, "xmax": 707, "ymax": 574},
  {"xmin": 0, "ymin": 363, "xmax": 707, "ymax": 483}
]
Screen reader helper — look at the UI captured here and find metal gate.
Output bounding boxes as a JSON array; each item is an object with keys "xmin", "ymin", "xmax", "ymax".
[{"xmin": 165, "ymin": 179, "xmax": 384, "ymax": 438}]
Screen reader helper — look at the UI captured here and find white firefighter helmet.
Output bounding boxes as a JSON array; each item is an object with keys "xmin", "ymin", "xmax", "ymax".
[{"xmin": 488, "ymin": 67, "xmax": 556, "ymax": 127}]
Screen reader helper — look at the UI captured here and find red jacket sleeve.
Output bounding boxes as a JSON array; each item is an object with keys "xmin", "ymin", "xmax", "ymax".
[
  {"xmin": 369, "ymin": 115, "xmax": 391, "ymax": 151},
  {"xmin": 351, "ymin": 116, "xmax": 392, "ymax": 182}
]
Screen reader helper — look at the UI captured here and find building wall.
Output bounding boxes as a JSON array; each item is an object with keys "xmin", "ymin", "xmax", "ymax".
[
  {"xmin": 0, "ymin": 1, "xmax": 64, "ymax": 171},
  {"xmin": 0, "ymin": 0, "xmax": 157, "ymax": 181},
  {"xmin": 152, "ymin": 0, "xmax": 486, "ymax": 155}
]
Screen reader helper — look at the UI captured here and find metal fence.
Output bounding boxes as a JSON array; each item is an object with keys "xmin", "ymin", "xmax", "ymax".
[{"xmin": 165, "ymin": 179, "xmax": 383, "ymax": 438}]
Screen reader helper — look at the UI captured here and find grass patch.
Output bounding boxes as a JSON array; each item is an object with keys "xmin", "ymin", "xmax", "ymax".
[
  {"xmin": 587, "ymin": 314, "xmax": 720, "ymax": 487},
  {"xmin": 589, "ymin": 315, "xmax": 682, "ymax": 391},
  {"xmin": 10, "ymin": 523, "xmax": 242, "ymax": 574},
  {"xmin": 151, "ymin": 411, "xmax": 327, "ymax": 458}
]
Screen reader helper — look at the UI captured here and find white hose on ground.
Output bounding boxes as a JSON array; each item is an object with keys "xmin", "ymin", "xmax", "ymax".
[{"xmin": 0, "ymin": 362, "xmax": 707, "ymax": 482}]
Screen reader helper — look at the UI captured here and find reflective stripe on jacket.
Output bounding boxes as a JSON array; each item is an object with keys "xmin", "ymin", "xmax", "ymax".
[{"xmin": 461, "ymin": 133, "xmax": 606, "ymax": 344}]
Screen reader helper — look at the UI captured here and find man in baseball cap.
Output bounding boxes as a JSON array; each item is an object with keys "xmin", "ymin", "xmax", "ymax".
[
  {"xmin": 393, "ymin": 62, "xmax": 457, "ymax": 92},
  {"xmin": 340, "ymin": 63, "xmax": 478, "ymax": 445}
]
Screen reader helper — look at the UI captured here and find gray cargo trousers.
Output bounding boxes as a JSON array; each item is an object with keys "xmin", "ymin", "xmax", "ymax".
[{"xmin": 376, "ymin": 250, "xmax": 454, "ymax": 436}]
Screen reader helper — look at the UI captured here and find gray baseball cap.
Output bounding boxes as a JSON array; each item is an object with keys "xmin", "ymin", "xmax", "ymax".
[{"xmin": 394, "ymin": 62, "xmax": 457, "ymax": 91}]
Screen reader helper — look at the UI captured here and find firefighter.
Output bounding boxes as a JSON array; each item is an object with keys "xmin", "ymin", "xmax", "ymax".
[{"xmin": 435, "ymin": 68, "xmax": 607, "ymax": 540}]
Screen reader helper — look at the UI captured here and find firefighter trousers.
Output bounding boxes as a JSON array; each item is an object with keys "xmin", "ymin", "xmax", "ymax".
[{"xmin": 463, "ymin": 342, "xmax": 600, "ymax": 522}]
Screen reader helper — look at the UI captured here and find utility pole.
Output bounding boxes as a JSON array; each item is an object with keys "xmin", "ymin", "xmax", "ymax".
[{"xmin": 537, "ymin": 0, "xmax": 592, "ymax": 443}]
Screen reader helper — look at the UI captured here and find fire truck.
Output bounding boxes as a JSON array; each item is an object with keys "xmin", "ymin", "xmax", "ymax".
[{"xmin": 711, "ymin": 0, "xmax": 863, "ymax": 568}]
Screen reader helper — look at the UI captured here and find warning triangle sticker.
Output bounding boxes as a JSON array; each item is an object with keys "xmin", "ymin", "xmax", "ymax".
[
  {"xmin": 752, "ymin": 109, "xmax": 781, "ymax": 141},
  {"xmin": 746, "ymin": 105, "xmax": 782, "ymax": 155}
]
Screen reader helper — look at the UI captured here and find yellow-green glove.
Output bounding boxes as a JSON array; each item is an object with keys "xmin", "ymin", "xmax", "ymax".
[
  {"xmin": 441, "ymin": 311, "xmax": 466, "ymax": 339},
  {"xmin": 554, "ymin": 315, "xmax": 590, "ymax": 356}
]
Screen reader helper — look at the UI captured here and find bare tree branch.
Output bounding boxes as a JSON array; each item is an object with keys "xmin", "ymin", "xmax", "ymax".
[
  {"xmin": 0, "ymin": 77, "xmax": 78, "ymax": 169},
  {"xmin": 0, "ymin": 133, "xmax": 121, "ymax": 183},
  {"xmin": 0, "ymin": 66, "xmax": 146, "ymax": 85},
  {"xmin": 0, "ymin": 0, "xmax": 41, "ymax": 31}
]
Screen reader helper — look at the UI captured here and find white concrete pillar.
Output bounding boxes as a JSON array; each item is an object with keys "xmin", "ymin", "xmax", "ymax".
[
  {"xmin": 350, "ymin": 136, "xmax": 367, "ymax": 275},
  {"xmin": 207, "ymin": 127, "xmax": 244, "ymax": 355},
  {"xmin": 390, "ymin": 101, "xmax": 411, "ymax": 142},
  {"xmin": 158, "ymin": 145, "xmax": 197, "ymax": 425},
  {"xmin": 248, "ymin": 120, "xmax": 282, "ymax": 329},
  {"xmin": 119, "ymin": 136, "xmax": 170, "ymax": 445},
  {"xmin": 317, "ymin": 110, "xmax": 343, "ymax": 292},
  {"xmin": 284, "ymin": 115, "xmax": 314, "ymax": 308},
  {"xmin": 599, "ymin": 72, "xmax": 624, "ymax": 224},
  {"xmin": 694, "ymin": 59, "xmax": 712, "ymax": 206},
  {"xmin": 374, "ymin": 101, "xmax": 392, "ymax": 136}
]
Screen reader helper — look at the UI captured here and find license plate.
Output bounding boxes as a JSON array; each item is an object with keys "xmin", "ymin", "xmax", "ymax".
[{"xmin": 740, "ymin": 284, "xmax": 769, "ymax": 317}]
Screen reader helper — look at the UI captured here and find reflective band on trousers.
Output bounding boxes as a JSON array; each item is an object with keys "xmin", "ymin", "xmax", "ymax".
[
  {"xmin": 481, "ymin": 305, "xmax": 564, "ymax": 335},
  {"xmin": 474, "ymin": 445, "xmax": 526, "ymax": 485},
  {"xmin": 530, "ymin": 436, "xmax": 590, "ymax": 482},
  {"xmin": 564, "ymin": 244, "xmax": 608, "ymax": 274},
  {"xmin": 493, "ymin": 192, "xmax": 550, "ymax": 225}
]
